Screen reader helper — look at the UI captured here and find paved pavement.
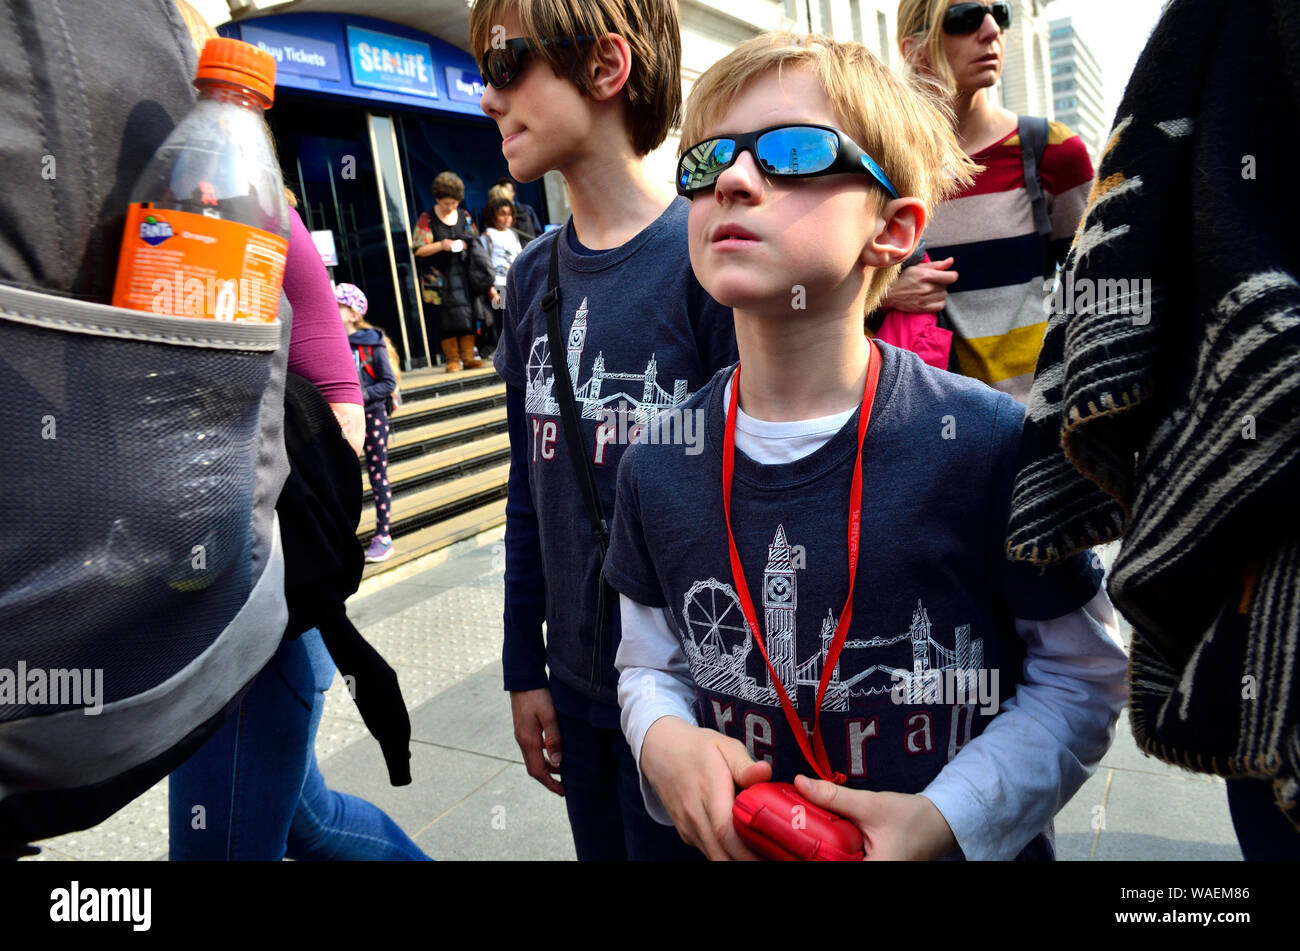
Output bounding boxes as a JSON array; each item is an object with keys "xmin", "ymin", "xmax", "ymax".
[{"xmin": 23, "ymin": 530, "xmax": 1242, "ymax": 861}]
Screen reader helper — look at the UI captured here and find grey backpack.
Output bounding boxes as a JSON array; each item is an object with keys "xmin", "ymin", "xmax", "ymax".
[{"xmin": 0, "ymin": 0, "xmax": 291, "ymax": 853}]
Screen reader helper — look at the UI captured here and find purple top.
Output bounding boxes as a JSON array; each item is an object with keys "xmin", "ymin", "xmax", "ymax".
[{"xmin": 284, "ymin": 207, "xmax": 363, "ymax": 406}]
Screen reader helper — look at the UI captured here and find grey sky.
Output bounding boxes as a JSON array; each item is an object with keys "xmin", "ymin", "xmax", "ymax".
[{"xmin": 1047, "ymin": 0, "xmax": 1171, "ymax": 130}]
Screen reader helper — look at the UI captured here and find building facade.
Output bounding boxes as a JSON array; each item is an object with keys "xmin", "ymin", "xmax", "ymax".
[
  {"xmin": 776, "ymin": 0, "xmax": 1059, "ymax": 127},
  {"xmin": 1048, "ymin": 16, "xmax": 1107, "ymax": 163},
  {"xmin": 995, "ymin": 0, "xmax": 1056, "ymax": 119}
]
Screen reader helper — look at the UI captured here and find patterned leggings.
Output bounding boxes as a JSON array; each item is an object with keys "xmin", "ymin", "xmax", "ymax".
[{"xmin": 364, "ymin": 408, "xmax": 392, "ymax": 536}]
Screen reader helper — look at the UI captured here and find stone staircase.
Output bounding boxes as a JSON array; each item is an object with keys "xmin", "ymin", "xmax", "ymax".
[{"xmin": 357, "ymin": 364, "xmax": 508, "ymax": 580}]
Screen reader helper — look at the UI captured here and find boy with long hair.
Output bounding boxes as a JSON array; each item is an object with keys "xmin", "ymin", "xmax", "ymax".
[{"xmin": 468, "ymin": 0, "xmax": 735, "ymax": 860}]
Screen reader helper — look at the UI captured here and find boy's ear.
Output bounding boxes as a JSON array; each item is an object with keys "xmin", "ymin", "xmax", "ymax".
[
  {"xmin": 587, "ymin": 33, "xmax": 633, "ymax": 101},
  {"xmin": 863, "ymin": 198, "xmax": 928, "ymax": 269}
]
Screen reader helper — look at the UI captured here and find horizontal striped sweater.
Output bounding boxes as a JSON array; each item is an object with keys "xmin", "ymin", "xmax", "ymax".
[{"xmin": 926, "ymin": 121, "xmax": 1094, "ymax": 402}]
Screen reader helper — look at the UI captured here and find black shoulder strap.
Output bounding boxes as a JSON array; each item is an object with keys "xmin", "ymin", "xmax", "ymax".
[
  {"xmin": 541, "ymin": 235, "xmax": 608, "ymax": 554},
  {"xmin": 1019, "ymin": 115, "xmax": 1052, "ymax": 239},
  {"xmin": 541, "ymin": 235, "xmax": 608, "ymax": 553},
  {"xmin": 541, "ymin": 234, "xmax": 612, "ymax": 691}
]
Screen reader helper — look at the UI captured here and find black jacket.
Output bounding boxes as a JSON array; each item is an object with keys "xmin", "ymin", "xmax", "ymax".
[
  {"xmin": 416, "ymin": 208, "xmax": 491, "ymax": 337},
  {"xmin": 278, "ymin": 373, "xmax": 411, "ymax": 785}
]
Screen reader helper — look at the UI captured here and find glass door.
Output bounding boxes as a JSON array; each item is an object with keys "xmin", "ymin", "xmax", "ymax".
[
  {"xmin": 367, "ymin": 113, "xmax": 431, "ymax": 371},
  {"xmin": 270, "ymin": 98, "xmax": 432, "ymax": 369}
]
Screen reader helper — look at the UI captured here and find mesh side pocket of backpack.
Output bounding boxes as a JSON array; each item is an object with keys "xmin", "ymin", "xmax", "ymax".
[{"xmin": 0, "ymin": 288, "xmax": 283, "ymax": 720}]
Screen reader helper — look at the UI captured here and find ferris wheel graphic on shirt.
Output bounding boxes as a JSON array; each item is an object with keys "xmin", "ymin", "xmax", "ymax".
[
  {"xmin": 679, "ymin": 525, "xmax": 983, "ymax": 712},
  {"xmin": 524, "ymin": 296, "xmax": 691, "ymax": 425}
]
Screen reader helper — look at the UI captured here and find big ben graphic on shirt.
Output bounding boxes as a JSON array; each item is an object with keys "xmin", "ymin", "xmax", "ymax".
[
  {"xmin": 677, "ymin": 524, "xmax": 984, "ymax": 713},
  {"xmin": 525, "ymin": 296, "xmax": 692, "ymax": 426}
]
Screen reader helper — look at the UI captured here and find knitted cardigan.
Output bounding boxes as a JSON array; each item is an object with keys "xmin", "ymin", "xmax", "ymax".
[{"xmin": 1004, "ymin": 0, "xmax": 1300, "ymax": 827}]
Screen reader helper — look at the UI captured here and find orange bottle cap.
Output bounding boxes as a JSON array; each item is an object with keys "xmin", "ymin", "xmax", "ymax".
[{"xmin": 196, "ymin": 37, "xmax": 277, "ymax": 106}]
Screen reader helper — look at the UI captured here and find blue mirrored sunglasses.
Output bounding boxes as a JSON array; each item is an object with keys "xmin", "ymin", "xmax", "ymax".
[{"xmin": 676, "ymin": 125, "xmax": 899, "ymax": 199}]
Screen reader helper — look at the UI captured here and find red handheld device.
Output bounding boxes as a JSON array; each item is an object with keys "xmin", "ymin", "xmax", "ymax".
[{"xmin": 732, "ymin": 782, "xmax": 864, "ymax": 862}]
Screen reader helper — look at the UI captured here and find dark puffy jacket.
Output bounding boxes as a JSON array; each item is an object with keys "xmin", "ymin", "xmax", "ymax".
[{"xmin": 415, "ymin": 208, "xmax": 490, "ymax": 337}]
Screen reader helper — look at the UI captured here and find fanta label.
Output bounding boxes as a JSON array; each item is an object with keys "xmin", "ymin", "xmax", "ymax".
[
  {"xmin": 139, "ymin": 216, "xmax": 175, "ymax": 246},
  {"xmin": 112, "ymin": 204, "xmax": 287, "ymax": 322}
]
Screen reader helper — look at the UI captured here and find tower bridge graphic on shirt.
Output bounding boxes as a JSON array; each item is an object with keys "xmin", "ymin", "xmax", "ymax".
[
  {"xmin": 524, "ymin": 296, "xmax": 690, "ymax": 424},
  {"xmin": 679, "ymin": 525, "xmax": 983, "ymax": 712}
]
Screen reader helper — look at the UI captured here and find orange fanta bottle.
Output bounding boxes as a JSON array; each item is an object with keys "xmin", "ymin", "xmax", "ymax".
[{"xmin": 112, "ymin": 38, "xmax": 289, "ymax": 322}]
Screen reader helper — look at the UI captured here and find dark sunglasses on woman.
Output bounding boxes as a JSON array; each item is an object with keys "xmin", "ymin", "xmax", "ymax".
[
  {"xmin": 478, "ymin": 36, "xmax": 594, "ymax": 90},
  {"xmin": 943, "ymin": 1, "xmax": 1012, "ymax": 35},
  {"xmin": 676, "ymin": 124, "xmax": 899, "ymax": 199}
]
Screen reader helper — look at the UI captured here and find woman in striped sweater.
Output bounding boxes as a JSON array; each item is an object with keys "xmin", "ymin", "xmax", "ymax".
[{"xmin": 890, "ymin": 0, "xmax": 1095, "ymax": 403}]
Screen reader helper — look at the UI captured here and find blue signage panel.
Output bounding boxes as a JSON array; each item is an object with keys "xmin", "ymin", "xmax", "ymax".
[
  {"xmin": 224, "ymin": 12, "xmax": 492, "ymax": 118},
  {"xmin": 445, "ymin": 66, "xmax": 485, "ymax": 104},
  {"xmin": 347, "ymin": 25, "xmax": 438, "ymax": 99},
  {"xmin": 241, "ymin": 23, "xmax": 340, "ymax": 81}
]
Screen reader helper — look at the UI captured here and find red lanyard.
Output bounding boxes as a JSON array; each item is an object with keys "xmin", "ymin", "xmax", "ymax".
[{"xmin": 721, "ymin": 341, "xmax": 881, "ymax": 784}]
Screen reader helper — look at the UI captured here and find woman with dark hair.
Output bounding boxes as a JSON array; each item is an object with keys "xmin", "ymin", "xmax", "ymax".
[
  {"xmin": 479, "ymin": 196, "xmax": 532, "ymax": 349},
  {"xmin": 491, "ymin": 176, "xmax": 542, "ymax": 238},
  {"xmin": 412, "ymin": 171, "xmax": 489, "ymax": 372}
]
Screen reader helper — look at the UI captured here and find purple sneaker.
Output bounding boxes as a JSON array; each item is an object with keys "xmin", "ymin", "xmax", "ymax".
[{"xmin": 365, "ymin": 534, "xmax": 395, "ymax": 563}]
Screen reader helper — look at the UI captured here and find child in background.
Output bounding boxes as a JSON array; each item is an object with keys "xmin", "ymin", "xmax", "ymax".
[
  {"xmin": 606, "ymin": 32, "xmax": 1128, "ymax": 861},
  {"xmin": 480, "ymin": 196, "xmax": 530, "ymax": 319},
  {"xmin": 337, "ymin": 283, "xmax": 399, "ymax": 564}
]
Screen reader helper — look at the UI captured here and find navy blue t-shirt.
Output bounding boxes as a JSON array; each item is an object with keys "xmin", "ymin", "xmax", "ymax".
[
  {"xmin": 605, "ymin": 343, "xmax": 1102, "ymax": 856},
  {"xmin": 495, "ymin": 198, "xmax": 735, "ymax": 713}
]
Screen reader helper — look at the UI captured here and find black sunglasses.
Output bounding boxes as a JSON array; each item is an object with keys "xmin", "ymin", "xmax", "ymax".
[
  {"xmin": 677, "ymin": 124, "xmax": 899, "ymax": 199},
  {"xmin": 478, "ymin": 36, "xmax": 594, "ymax": 90},
  {"xmin": 942, "ymin": 1, "xmax": 1012, "ymax": 35}
]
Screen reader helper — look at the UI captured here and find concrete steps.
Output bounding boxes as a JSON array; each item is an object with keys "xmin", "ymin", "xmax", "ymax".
[{"xmin": 358, "ymin": 364, "xmax": 508, "ymax": 581}]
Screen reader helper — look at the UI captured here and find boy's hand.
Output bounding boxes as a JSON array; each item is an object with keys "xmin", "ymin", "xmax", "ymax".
[
  {"xmin": 878, "ymin": 257, "xmax": 958, "ymax": 313},
  {"xmin": 640, "ymin": 716, "xmax": 772, "ymax": 861},
  {"xmin": 510, "ymin": 688, "xmax": 564, "ymax": 796},
  {"xmin": 793, "ymin": 774, "xmax": 958, "ymax": 861}
]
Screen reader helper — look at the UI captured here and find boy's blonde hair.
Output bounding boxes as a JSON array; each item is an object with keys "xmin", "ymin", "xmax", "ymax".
[
  {"xmin": 468, "ymin": 0, "xmax": 682, "ymax": 155},
  {"xmin": 680, "ymin": 32, "xmax": 977, "ymax": 311}
]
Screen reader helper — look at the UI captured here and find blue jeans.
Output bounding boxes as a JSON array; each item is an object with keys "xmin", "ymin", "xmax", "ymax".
[
  {"xmin": 168, "ymin": 629, "xmax": 429, "ymax": 861},
  {"xmin": 555, "ymin": 710, "xmax": 704, "ymax": 862}
]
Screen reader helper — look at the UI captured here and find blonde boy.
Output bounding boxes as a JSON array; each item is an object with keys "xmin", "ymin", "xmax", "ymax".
[
  {"xmin": 606, "ymin": 33, "xmax": 1127, "ymax": 860},
  {"xmin": 468, "ymin": 0, "xmax": 734, "ymax": 860}
]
